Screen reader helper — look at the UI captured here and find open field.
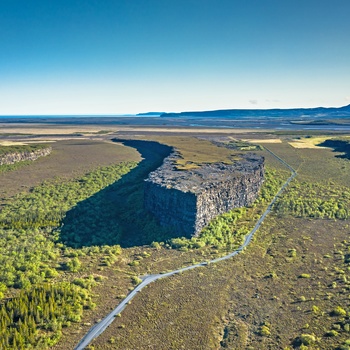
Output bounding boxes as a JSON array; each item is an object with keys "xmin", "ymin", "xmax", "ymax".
[{"xmin": 1, "ymin": 126, "xmax": 350, "ymax": 349}]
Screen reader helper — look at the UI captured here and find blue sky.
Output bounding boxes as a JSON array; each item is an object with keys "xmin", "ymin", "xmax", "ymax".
[{"xmin": 0, "ymin": 0, "xmax": 349, "ymax": 115}]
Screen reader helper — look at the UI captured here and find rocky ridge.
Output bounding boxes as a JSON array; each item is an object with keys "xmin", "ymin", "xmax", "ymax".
[
  {"xmin": 144, "ymin": 152, "xmax": 264, "ymax": 236},
  {"xmin": 0, "ymin": 147, "xmax": 52, "ymax": 165}
]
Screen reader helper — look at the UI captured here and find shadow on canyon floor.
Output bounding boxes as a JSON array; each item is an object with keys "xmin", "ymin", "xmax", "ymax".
[
  {"xmin": 59, "ymin": 139, "xmax": 182, "ymax": 248},
  {"xmin": 319, "ymin": 139, "xmax": 350, "ymax": 159}
]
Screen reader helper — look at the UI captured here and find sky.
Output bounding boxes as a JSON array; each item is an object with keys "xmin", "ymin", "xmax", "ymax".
[{"xmin": 0, "ymin": 0, "xmax": 350, "ymax": 115}]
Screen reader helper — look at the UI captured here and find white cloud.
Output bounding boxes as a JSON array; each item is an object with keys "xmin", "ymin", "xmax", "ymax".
[{"xmin": 249, "ymin": 99, "xmax": 258, "ymax": 105}]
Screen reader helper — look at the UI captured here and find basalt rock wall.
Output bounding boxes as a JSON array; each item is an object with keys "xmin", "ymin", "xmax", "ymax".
[
  {"xmin": 144, "ymin": 153, "xmax": 264, "ymax": 237},
  {"xmin": 0, "ymin": 147, "xmax": 52, "ymax": 165}
]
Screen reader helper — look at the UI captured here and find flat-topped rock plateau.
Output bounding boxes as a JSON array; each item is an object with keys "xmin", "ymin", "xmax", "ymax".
[{"xmin": 144, "ymin": 153, "xmax": 265, "ymax": 237}]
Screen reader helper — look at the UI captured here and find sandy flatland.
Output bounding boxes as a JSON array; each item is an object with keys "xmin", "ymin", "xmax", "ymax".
[
  {"xmin": 243, "ymin": 138, "xmax": 282, "ymax": 143},
  {"xmin": 288, "ymin": 136, "xmax": 329, "ymax": 149}
]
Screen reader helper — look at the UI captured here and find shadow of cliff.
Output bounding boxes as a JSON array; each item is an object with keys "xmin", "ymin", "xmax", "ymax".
[
  {"xmin": 319, "ymin": 139, "xmax": 350, "ymax": 160},
  {"xmin": 59, "ymin": 139, "xmax": 180, "ymax": 248}
]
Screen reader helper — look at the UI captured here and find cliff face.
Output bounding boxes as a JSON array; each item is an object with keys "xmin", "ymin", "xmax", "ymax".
[
  {"xmin": 144, "ymin": 153, "xmax": 264, "ymax": 237},
  {"xmin": 0, "ymin": 147, "xmax": 52, "ymax": 165}
]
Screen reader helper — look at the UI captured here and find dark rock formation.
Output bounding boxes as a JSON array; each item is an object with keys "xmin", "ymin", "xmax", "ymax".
[
  {"xmin": 144, "ymin": 153, "xmax": 264, "ymax": 237},
  {"xmin": 0, "ymin": 147, "xmax": 52, "ymax": 165}
]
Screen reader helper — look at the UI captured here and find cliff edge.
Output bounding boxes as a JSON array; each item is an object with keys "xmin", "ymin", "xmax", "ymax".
[
  {"xmin": 144, "ymin": 153, "xmax": 264, "ymax": 237},
  {"xmin": 0, "ymin": 147, "xmax": 52, "ymax": 165}
]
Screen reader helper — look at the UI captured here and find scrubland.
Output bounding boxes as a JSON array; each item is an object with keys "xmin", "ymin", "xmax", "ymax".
[{"xmin": 0, "ymin": 131, "xmax": 349, "ymax": 350}]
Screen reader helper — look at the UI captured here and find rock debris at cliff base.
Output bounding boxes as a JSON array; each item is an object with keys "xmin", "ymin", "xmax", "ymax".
[{"xmin": 144, "ymin": 153, "xmax": 264, "ymax": 237}]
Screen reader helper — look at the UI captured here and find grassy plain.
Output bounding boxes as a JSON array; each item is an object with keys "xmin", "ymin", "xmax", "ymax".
[{"xmin": 1, "ymin": 128, "xmax": 350, "ymax": 349}]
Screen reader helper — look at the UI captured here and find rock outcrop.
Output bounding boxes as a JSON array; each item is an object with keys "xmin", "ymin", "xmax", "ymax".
[
  {"xmin": 0, "ymin": 147, "xmax": 52, "ymax": 165},
  {"xmin": 144, "ymin": 153, "xmax": 264, "ymax": 237}
]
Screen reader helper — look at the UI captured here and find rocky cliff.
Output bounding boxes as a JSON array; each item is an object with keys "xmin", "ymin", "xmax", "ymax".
[
  {"xmin": 144, "ymin": 153, "xmax": 264, "ymax": 237},
  {"xmin": 0, "ymin": 147, "xmax": 52, "ymax": 165}
]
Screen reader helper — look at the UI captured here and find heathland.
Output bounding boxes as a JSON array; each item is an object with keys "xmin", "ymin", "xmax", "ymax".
[{"xmin": 0, "ymin": 122, "xmax": 350, "ymax": 350}]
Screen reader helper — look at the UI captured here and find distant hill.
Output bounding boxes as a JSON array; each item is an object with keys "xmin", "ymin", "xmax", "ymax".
[
  {"xmin": 160, "ymin": 104, "xmax": 350, "ymax": 119},
  {"xmin": 137, "ymin": 112, "xmax": 165, "ymax": 116}
]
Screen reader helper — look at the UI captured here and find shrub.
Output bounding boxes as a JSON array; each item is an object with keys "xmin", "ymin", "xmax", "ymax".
[
  {"xmin": 65, "ymin": 257, "xmax": 81, "ymax": 272},
  {"xmin": 325, "ymin": 330, "xmax": 338, "ymax": 337},
  {"xmin": 44, "ymin": 268, "xmax": 59, "ymax": 278},
  {"xmin": 331, "ymin": 306, "xmax": 347, "ymax": 316},
  {"xmin": 299, "ymin": 273, "xmax": 311, "ymax": 278},
  {"xmin": 312, "ymin": 305, "xmax": 320, "ymax": 314},
  {"xmin": 151, "ymin": 241, "xmax": 161, "ymax": 250},
  {"xmin": 288, "ymin": 248, "xmax": 297, "ymax": 257},
  {"xmin": 258, "ymin": 325, "xmax": 271, "ymax": 336},
  {"xmin": 339, "ymin": 340, "xmax": 350, "ymax": 350},
  {"xmin": 131, "ymin": 276, "xmax": 142, "ymax": 285},
  {"xmin": 300, "ymin": 334, "xmax": 316, "ymax": 345}
]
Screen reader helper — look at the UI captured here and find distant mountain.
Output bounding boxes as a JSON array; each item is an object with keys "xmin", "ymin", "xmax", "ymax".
[
  {"xmin": 137, "ymin": 112, "xmax": 165, "ymax": 116},
  {"xmin": 160, "ymin": 104, "xmax": 350, "ymax": 119}
]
